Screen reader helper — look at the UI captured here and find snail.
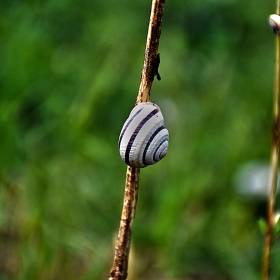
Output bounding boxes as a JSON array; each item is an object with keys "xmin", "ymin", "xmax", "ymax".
[
  {"xmin": 269, "ymin": 14, "xmax": 280, "ymax": 34},
  {"xmin": 118, "ymin": 102, "xmax": 169, "ymax": 168}
]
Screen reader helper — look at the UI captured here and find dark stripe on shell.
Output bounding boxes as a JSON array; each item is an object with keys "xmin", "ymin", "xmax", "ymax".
[
  {"xmin": 153, "ymin": 139, "xmax": 168, "ymax": 162},
  {"xmin": 118, "ymin": 107, "xmax": 143, "ymax": 148},
  {"xmin": 142, "ymin": 125, "xmax": 165, "ymax": 166},
  {"xmin": 125, "ymin": 109, "xmax": 159, "ymax": 166}
]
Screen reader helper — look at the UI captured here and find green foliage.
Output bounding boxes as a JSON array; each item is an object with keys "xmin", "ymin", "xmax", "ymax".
[
  {"xmin": 0, "ymin": 0, "xmax": 279, "ymax": 279},
  {"xmin": 258, "ymin": 219, "xmax": 267, "ymax": 235},
  {"xmin": 274, "ymin": 217, "xmax": 280, "ymax": 239}
]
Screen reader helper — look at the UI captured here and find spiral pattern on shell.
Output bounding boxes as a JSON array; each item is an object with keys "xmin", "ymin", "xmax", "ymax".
[
  {"xmin": 269, "ymin": 14, "xmax": 280, "ymax": 34},
  {"xmin": 118, "ymin": 102, "xmax": 169, "ymax": 168}
]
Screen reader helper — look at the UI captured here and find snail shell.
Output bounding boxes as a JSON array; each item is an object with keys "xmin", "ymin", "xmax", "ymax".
[
  {"xmin": 269, "ymin": 14, "xmax": 280, "ymax": 34},
  {"xmin": 118, "ymin": 102, "xmax": 169, "ymax": 168}
]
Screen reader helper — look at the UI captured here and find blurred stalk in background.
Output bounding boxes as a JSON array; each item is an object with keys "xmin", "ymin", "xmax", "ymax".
[{"xmin": 263, "ymin": 2, "xmax": 280, "ymax": 279}]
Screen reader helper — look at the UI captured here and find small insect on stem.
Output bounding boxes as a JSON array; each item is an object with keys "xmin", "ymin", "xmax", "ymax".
[{"xmin": 155, "ymin": 53, "xmax": 161, "ymax": 81}]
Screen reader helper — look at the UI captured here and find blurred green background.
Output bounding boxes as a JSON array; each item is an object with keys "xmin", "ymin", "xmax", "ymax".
[{"xmin": 1, "ymin": 0, "xmax": 280, "ymax": 279}]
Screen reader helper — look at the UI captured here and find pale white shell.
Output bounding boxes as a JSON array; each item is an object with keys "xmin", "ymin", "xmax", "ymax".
[
  {"xmin": 118, "ymin": 102, "xmax": 169, "ymax": 168},
  {"xmin": 269, "ymin": 14, "xmax": 280, "ymax": 34}
]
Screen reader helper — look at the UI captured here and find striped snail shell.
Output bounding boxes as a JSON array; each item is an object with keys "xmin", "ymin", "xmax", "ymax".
[
  {"xmin": 269, "ymin": 14, "xmax": 280, "ymax": 34},
  {"xmin": 118, "ymin": 102, "xmax": 169, "ymax": 168}
]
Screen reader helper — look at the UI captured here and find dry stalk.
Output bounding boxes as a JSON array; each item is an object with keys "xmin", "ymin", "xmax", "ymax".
[
  {"xmin": 262, "ymin": 1, "xmax": 280, "ymax": 279},
  {"xmin": 108, "ymin": 1, "xmax": 166, "ymax": 279}
]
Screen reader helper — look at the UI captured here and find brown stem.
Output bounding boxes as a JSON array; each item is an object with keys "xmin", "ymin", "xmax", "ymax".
[
  {"xmin": 136, "ymin": 0, "xmax": 166, "ymax": 104},
  {"xmin": 108, "ymin": 167, "xmax": 140, "ymax": 280},
  {"xmin": 108, "ymin": 1, "xmax": 166, "ymax": 279},
  {"xmin": 262, "ymin": 4, "xmax": 280, "ymax": 279}
]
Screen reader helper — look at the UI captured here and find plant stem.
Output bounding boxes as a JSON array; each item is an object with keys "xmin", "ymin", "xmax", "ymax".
[
  {"xmin": 108, "ymin": 167, "xmax": 140, "ymax": 280},
  {"xmin": 136, "ymin": 0, "xmax": 166, "ymax": 104},
  {"xmin": 108, "ymin": 1, "xmax": 166, "ymax": 279},
  {"xmin": 262, "ymin": 2, "xmax": 280, "ymax": 279}
]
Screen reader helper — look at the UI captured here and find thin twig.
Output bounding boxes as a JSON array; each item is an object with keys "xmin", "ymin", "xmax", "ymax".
[
  {"xmin": 136, "ymin": 0, "xmax": 166, "ymax": 104},
  {"xmin": 262, "ymin": 2, "xmax": 280, "ymax": 279},
  {"xmin": 108, "ymin": 1, "xmax": 166, "ymax": 280}
]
